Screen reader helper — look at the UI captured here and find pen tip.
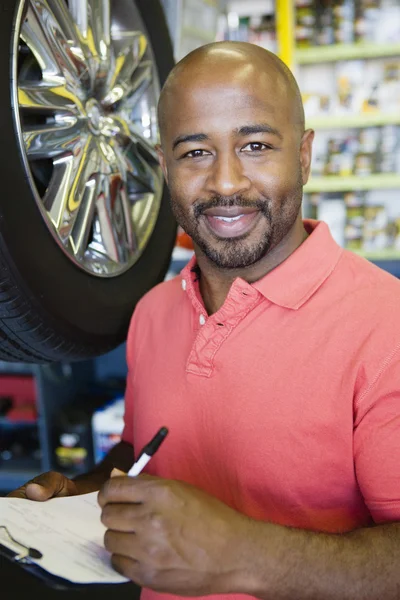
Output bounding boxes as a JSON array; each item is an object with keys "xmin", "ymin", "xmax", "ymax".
[{"xmin": 160, "ymin": 426, "xmax": 169, "ymax": 437}]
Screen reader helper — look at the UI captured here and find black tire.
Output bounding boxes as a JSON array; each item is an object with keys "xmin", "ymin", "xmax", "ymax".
[{"xmin": 0, "ymin": 0, "xmax": 176, "ymax": 363}]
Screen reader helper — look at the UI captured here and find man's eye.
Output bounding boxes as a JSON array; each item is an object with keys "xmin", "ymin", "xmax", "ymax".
[
  {"xmin": 242, "ymin": 142, "xmax": 270, "ymax": 152},
  {"xmin": 184, "ymin": 149, "xmax": 209, "ymax": 158}
]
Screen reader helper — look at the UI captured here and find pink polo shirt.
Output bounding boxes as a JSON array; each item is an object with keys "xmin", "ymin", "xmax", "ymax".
[{"xmin": 122, "ymin": 219, "xmax": 400, "ymax": 600}]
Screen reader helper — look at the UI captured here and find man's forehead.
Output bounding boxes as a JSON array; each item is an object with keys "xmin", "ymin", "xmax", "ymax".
[{"xmin": 165, "ymin": 79, "xmax": 283, "ymax": 117}]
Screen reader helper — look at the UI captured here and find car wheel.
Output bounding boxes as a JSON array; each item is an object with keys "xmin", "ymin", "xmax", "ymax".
[{"xmin": 0, "ymin": 0, "xmax": 176, "ymax": 363}]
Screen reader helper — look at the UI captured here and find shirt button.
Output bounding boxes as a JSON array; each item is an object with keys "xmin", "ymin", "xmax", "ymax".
[
  {"xmin": 181, "ymin": 279, "xmax": 187, "ymax": 291},
  {"xmin": 199, "ymin": 314, "xmax": 206, "ymax": 325}
]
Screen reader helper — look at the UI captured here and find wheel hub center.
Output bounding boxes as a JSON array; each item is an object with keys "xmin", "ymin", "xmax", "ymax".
[{"xmin": 86, "ymin": 99, "xmax": 105, "ymax": 134}]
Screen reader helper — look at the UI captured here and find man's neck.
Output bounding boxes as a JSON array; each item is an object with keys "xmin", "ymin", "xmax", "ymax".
[{"xmin": 197, "ymin": 219, "xmax": 308, "ymax": 315}]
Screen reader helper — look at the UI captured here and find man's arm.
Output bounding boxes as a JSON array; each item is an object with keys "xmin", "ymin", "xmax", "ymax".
[
  {"xmin": 72, "ymin": 440, "xmax": 134, "ymax": 494},
  {"xmin": 98, "ymin": 475, "xmax": 400, "ymax": 599},
  {"xmin": 240, "ymin": 518, "xmax": 400, "ymax": 600}
]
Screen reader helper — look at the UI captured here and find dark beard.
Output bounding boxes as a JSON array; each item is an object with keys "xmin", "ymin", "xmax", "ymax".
[{"xmin": 170, "ymin": 184, "xmax": 303, "ymax": 270}]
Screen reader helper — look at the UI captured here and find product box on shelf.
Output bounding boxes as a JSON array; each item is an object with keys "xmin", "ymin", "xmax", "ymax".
[
  {"xmin": 295, "ymin": 0, "xmax": 400, "ymax": 47},
  {"xmin": 91, "ymin": 397, "xmax": 125, "ymax": 464},
  {"xmin": 307, "ymin": 189, "xmax": 400, "ymax": 256}
]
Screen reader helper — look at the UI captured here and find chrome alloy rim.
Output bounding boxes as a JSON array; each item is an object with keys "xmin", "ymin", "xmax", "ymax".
[{"xmin": 12, "ymin": 0, "xmax": 164, "ymax": 277}]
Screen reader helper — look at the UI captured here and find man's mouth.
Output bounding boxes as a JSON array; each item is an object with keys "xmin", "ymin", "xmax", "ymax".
[
  {"xmin": 202, "ymin": 206, "xmax": 261, "ymax": 239},
  {"xmin": 214, "ymin": 215, "xmax": 243, "ymax": 223}
]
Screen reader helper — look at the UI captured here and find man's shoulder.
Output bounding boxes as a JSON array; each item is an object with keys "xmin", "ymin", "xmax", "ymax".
[
  {"xmin": 338, "ymin": 249, "xmax": 400, "ymax": 318},
  {"xmin": 341, "ymin": 249, "xmax": 400, "ymax": 293}
]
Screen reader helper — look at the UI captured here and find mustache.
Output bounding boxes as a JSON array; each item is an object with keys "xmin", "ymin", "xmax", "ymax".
[{"xmin": 193, "ymin": 195, "xmax": 271, "ymax": 218}]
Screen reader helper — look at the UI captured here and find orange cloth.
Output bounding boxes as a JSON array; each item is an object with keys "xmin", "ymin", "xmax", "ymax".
[{"xmin": 122, "ymin": 220, "xmax": 400, "ymax": 600}]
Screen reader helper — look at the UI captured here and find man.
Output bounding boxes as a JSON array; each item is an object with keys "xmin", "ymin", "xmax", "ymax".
[{"xmin": 9, "ymin": 42, "xmax": 400, "ymax": 599}]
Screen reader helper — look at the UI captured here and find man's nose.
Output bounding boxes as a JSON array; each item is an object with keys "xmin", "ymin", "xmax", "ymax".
[{"xmin": 206, "ymin": 153, "xmax": 251, "ymax": 197}]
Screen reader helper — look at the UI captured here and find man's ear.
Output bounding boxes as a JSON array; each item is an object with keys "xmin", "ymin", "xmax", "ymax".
[
  {"xmin": 300, "ymin": 129, "xmax": 314, "ymax": 185},
  {"xmin": 155, "ymin": 144, "xmax": 168, "ymax": 184}
]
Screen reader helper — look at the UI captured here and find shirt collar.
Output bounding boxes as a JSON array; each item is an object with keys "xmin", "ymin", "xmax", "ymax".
[
  {"xmin": 252, "ymin": 220, "xmax": 343, "ymax": 309},
  {"xmin": 181, "ymin": 220, "xmax": 343, "ymax": 311}
]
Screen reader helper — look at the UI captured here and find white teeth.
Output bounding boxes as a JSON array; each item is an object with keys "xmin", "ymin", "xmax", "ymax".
[{"xmin": 214, "ymin": 215, "xmax": 243, "ymax": 222}]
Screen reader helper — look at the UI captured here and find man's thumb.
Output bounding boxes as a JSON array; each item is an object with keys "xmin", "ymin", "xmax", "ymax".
[{"xmin": 25, "ymin": 482, "xmax": 53, "ymax": 501}]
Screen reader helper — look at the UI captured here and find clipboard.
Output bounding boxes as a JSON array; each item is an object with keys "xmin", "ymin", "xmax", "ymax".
[{"xmin": 0, "ymin": 524, "xmax": 125, "ymax": 591}]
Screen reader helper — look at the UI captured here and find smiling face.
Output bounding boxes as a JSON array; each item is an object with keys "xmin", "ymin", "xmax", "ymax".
[{"xmin": 158, "ymin": 44, "xmax": 314, "ymax": 272}]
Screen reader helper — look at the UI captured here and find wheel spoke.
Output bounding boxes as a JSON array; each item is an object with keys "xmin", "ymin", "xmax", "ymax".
[
  {"xmin": 103, "ymin": 56, "xmax": 152, "ymax": 107},
  {"xmin": 51, "ymin": 135, "xmax": 101, "ymax": 250},
  {"xmin": 103, "ymin": 117, "xmax": 161, "ymax": 191},
  {"xmin": 85, "ymin": 0, "xmax": 112, "ymax": 87},
  {"xmin": 115, "ymin": 140, "xmax": 157, "ymax": 192},
  {"xmin": 46, "ymin": 0, "xmax": 90, "ymax": 86},
  {"xmin": 68, "ymin": 0, "xmax": 88, "ymax": 38},
  {"xmin": 97, "ymin": 142, "xmax": 136, "ymax": 253},
  {"xmin": 46, "ymin": 0, "xmax": 82, "ymax": 46},
  {"xmin": 69, "ymin": 173, "xmax": 100, "ymax": 259},
  {"xmin": 129, "ymin": 59, "xmax": 153, "ymax": 94},
  {"xmin": 127, "ymin": 142, "xmax": 162, "ymax": 194},
  {"xmin": 18, "ymin": 82, "xmax": 83, "ymax": 114},
  {"xmin": 93, "ymin": 174, "xmax": 123, "ymax": 263},
  {"xmin": 103, "ymin": 32, "xmax": 147, "ymax": 105},
  {"xmin": 23, "ymin": 117, "xmax": 83, "ymax": 159},
  {"xmin": 43, "ymin": 152, "xmax": 76, "ymax": 229},
  {"xmin": 42, "ymin": 134, "xmax": 99, "ymax": 242},
  {"xmin": 22, "ymin": 0, "xmax": 89, "ymax": 89},
  {"xmin": 128, "ymin": 125, "xmax": 160, "ymax": 163},
  {"xmin": 66, "ymin": 136, "xmax": 101, "ymax": 227},
  {"xmin": 119, "ymin": 182, "xmax": 136, "ymax": 252}
]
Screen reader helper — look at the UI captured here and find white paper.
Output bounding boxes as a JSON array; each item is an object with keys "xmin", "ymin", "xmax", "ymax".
[{"xmin": 0, "ymin": 492, "xmax": 128, "ymax": 584}]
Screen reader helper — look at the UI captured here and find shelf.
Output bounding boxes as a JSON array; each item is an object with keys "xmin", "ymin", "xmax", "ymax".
[
  {"xmin": 0, "ymin": 417, "xmax": 37, "ymax": 428},
  {"xmin": 227, "ymin": 0, "xmax": 274, "ymax": 18},
  {"xmin": 296, "ymin": 42, "xmax": 400, "ymax": 64},
  {"xmin": 354, "ymin": 249, "xmax": 400, "ymax": 261},
  {"xmin": 181, "ymin": 26, "xmax": 216, "ymax": 43},
  {"xmin": 304, "ymin": 174, "xmax": 400, "ymax": 193},
  {"xmin": 306, "ymin": 112, "xmax": 400, "ymax": 130}
]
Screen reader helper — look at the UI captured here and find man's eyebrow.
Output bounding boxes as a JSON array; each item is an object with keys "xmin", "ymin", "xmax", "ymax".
[
  {"xmin": 172, "ymin": 133, "xmax": 209, "ymax": 151},
  {"xmin": 235, "ymin": 123, "xmax": 283, "ymax": 140}
]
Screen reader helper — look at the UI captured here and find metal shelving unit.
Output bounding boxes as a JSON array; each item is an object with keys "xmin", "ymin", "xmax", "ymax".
[
  {"xmin": 283, "ymin": 1, "xmax": 400, "ymax": 271},
  {"xmin": 296, "ymin": 42, "xmax": 400, "ymax": 64},
  {"xmin": 307, "ymin": 113, "xmax": 400, "ymax": 131},
  {"xmin": 161, "ymin": 0, "xmax": 219, "ymax": 60},
  {"xmin": 305, "ymin": 174, "xmax": 400, "ymax": 194},
  {"xmin": 0, "ymin": 362, "xmax": 96, "ymax": 492}
]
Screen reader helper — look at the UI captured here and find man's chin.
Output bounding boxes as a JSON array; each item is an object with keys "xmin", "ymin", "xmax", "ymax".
[{"xmin": 198, "ymin": 241, "xmax": 270, "ymax": 271}]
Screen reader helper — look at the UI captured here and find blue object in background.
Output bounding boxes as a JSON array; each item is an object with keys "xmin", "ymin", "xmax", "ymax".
[{"xmin": 94, "ymin": 343, "xmax": 128, "ymax": 381}]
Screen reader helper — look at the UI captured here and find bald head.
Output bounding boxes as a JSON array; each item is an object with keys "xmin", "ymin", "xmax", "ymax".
[{"xmin": 157, "ymin": 41, "xmax": 305, "ymax": 142}]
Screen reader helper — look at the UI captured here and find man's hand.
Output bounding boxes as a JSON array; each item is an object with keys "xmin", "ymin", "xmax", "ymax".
[
  {"xmin": 98, "ymin": 475, "xmax": 254, "ymax": 595},
  {"xmin": 7, "ymin": 442, "xmax": 135, "ymax": 501},
  {"xmin": 7, "ymin": 471, "xmax": 79, "ymax": 500}
]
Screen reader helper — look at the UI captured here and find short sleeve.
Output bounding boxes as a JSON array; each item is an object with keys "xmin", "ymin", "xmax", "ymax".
[
  {"xmin": 121, "ymin": 311, "xmax": 138, "ymax": 447},
  {"xmin": 121, "ymin": 365, "xmax": 134, "ymax": 446},
  {"xmin": 354, "ymin": 351, "xmax": 400, "ymax": 523}
]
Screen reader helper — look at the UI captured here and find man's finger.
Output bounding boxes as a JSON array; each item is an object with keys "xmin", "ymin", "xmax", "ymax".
[
  {"xmin": 25, "ymin": 483, "xmax": 55, "ymax": 501},
  {"xmin": 104, "ymin": 530, "xmax": 141, "ymax": 561},
  {"xmin": 111, "ymin": 554, "xmax": 141, "ymax": 584},
  {"xmin": 7, "ymin": 487, "xmax": 28, "ymax": 499},
  {"xmin": 98, "ymin": 474, "xmax": 160, "ymax": 507},
  {"xmin": 7, "ymin": 472, "xmax": 77, "ymax": 501},
  {"xmin": 28, "ymin": 472, "xmax": 77, "ymax": 500},
  {"xmin": 101, "ymin": 502, "xmax": 148, "ymax": 531}
]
